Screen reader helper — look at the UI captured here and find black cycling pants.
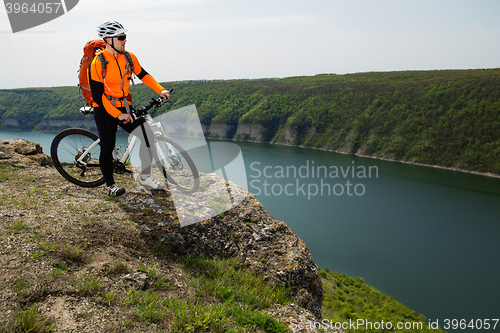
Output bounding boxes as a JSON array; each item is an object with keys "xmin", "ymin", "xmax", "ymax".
[{"xmin": 93, "ymin": 106, "xmax": 156, "ymax": 187}]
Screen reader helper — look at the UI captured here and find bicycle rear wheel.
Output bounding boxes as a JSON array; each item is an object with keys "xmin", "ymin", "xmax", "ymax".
[
  {"xmin": 155, "ymin": 135, "xmax": 199, "ymax": 193},
  {"xmin": 51, "ymin": 128, "xmax": 105, "ymax": 188}
]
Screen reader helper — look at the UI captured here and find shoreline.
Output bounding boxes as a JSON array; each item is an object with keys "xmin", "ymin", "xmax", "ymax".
[
  {"xmin": 2, "ymin": 128, "xmax": 499, "ymax": 179},
  {"xmin": 347, "ymin": 151, "xmax": 500, "ymax": 179},
  {"xmin": 213, "ymin": 136, "xmax": 500, "ymax": 180}
]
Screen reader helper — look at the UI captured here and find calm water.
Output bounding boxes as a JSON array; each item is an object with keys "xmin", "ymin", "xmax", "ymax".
[
  {"xmin": 236, "ymin": 141, "xmax": 500, "ymax": 327},
  {"xmin": 2, "ymin": 131, "xmax": 500, "ymax": 330}
]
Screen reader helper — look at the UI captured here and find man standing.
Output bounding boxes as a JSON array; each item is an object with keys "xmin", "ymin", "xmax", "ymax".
[{"xmin": 89, "ymin": 21, "xmax": 169, "ymax": 196}]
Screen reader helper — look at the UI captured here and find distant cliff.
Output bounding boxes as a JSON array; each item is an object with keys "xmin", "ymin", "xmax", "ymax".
[
  {"xmin": 1, "ymin": 68, "xmax": 499, "ymax": 176},
  {"xmin": 35, "ymin": 119, "xmax": 97, "ymax": 132}
]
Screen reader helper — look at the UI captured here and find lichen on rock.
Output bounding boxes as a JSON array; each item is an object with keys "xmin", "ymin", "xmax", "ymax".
[{"xmin": 123, "ymin": 174, "xmax": 324, "ymax": 318}]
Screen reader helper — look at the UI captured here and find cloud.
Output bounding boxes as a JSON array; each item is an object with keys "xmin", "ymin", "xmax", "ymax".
[
  {"xmin": 76, "ymin": 0, "xmax": 213, "ymax": 13},
  {"xmin": 124, "ymin": 14, "xmax": 318, "ymax": 35},
  {"xmin": 194, "ymin": 15, "xmax": 317, "ymax": 28},
  {"xmin": 1, "ymin": 0, "xmax": 499, "ymax": 89}
]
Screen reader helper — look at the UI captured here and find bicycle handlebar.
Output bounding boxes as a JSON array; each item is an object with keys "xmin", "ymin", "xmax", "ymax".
[{"xmin": 132, "ymin": 88, "xmax": 173, "ymax": 118}]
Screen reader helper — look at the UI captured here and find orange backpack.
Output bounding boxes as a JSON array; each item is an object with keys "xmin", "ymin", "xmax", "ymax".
[
  {"xmin": 78, "ymin": 39, "xmax": 135, "ymax": 112},
  {"xmin": 78, "ymin": 39, "xmax": 106, "ymax": 108}
]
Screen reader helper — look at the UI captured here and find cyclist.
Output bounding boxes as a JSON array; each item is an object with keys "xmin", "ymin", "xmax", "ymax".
[{"xmin": 89, "ymin": 21, "xmax": 170, "ymax": 196}]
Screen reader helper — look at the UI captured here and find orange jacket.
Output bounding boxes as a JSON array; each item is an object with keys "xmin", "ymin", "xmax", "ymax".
[{"xmin": 88, "ymin": 49, "xmax": 165, "ymax": 118}]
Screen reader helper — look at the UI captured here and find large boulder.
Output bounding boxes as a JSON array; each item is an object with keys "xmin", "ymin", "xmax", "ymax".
[{"xmin": 0, "ymin": 139, "xmax": 52, "ymax": 168}]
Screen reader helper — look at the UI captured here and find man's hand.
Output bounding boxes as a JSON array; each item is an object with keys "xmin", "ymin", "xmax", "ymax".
[
  {"xmin": 118, "ymin": 113, "xmax": 134, "ymax": 124},
  {"xmin": 160, "ymin": 89, "xmax": 171, "ymax": 100}
]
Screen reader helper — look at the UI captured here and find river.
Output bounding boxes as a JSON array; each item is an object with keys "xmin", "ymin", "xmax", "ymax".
[{"xmin": 2, "ymin": 130, "xmax": 500, "ymax": 331}]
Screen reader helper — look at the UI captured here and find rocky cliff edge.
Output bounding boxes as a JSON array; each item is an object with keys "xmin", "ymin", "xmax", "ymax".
[{"xmin": 0, "ymin": 139, "xmax": 335, "ymax": 332}]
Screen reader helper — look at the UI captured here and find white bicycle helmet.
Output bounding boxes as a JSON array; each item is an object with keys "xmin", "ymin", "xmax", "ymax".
[{"xmin": 97, "ymin": 21, "xmax": 127, "ymax": 38}]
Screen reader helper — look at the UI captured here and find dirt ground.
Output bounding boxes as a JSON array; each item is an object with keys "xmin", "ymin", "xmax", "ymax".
[{"xmin": 0, "ymin": 164, "xmax": 206, "ymax": 332}]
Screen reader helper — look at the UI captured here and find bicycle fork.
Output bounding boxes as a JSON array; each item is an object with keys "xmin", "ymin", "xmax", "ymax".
[{"xmin": 75, "ymin": 138, "xmax": 102, "ymax": 178}]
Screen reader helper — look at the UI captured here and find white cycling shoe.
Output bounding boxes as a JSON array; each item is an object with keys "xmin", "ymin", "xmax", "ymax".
[
  {"xmin": 108, "ymin": 184, "xmax": 125, "ymax": 197},
  {"xmin": 139, "ymin": 175, "xmax": 166, "ymax": 190}
]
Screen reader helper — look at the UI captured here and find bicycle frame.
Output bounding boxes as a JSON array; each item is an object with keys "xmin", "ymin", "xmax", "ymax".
[{"xmin": 74, "ymin": 113, "xmax": 176, "ymax": 170}]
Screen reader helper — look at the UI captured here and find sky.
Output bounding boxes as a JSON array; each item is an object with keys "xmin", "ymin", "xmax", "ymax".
[{"xmin": 0, "ymin": 0, "xmax": 499, "ymax": 89}]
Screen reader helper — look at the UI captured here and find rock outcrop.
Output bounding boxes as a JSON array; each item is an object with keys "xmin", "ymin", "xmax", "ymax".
[
  {"xmin": 198, "ymin": 122, "xmax": 271, "ymax": 142},
  {"xmin": 123, "ymin": 174, "xmax": 324, "ymax": 319},
  {"xmin": 0, "ymin": 139, "xmax": 52, "ymax": 168},
  {"xmin": 34, "ymin": 119, "xmax": 97, "ymax": 132},
  {"xmin": 234, "ymin": 123, "xmax": 270, "ymax": 141}
]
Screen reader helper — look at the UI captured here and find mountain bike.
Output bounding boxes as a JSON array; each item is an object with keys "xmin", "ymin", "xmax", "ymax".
[{"xmin": 50, "ymin": 97, "xmax": 200, "ymax": 193}]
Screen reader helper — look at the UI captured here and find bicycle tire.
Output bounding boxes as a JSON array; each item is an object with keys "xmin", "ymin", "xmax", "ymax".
[
  {"xmin": 51, "ymin": 128, "xmax": 106, "ymax": 188},
  {"xmin": 155, "ymin": 135, "xmax": 200, "ymax": 193}
]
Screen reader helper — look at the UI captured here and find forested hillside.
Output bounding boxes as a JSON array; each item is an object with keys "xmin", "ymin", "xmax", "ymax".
[{"xmin": 1, "ymin": 69, "xmax": 499, "ymax": 175}]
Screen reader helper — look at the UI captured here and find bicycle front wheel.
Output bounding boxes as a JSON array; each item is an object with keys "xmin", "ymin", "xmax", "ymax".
[
  {"xmin": 51, "ymin": 128, "xmax": 105, "ymax": 188},
  {"xmin": 155, "ymin": 135, "xmax": 199, "ymax": 193}
]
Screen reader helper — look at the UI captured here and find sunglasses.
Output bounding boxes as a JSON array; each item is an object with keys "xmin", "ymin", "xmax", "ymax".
[{"xmin": 114, "ymin": 34, "xmax": 127, "ymax": 41}]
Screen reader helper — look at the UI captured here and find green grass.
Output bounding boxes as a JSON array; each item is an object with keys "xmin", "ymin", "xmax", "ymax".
[
  {"xmin": 107, "ymin": 260, "xmax": 130, "ymax": 275},
  {"xmin": 13, "ymin": 278, "xmax": 33, "ymax": 297},
  {"xmin": 70, "ymin": 273, "xmax": 103, "ymax": 295},
  {"xmin": 14, "ymin": 306, "xmax": 54, "ymax": 332},
  {"xmin": 96, "ymin": 290, "xmax": 117, "ymax": 307},
  {"xmin": 135, "ymin": 263, "xmax": 170, "ymax": 290},
  {"xmin": 53, "ymin": 260, "xmax": 68, "ymax": 270},
  {"xmin": 120, "ymin": 256, "xmax": 291, "ymax": 332},
  {"xmin": 66, "ymin": 203, "xmax": 77, "ymax": 211},
  {"xmin": 320, "ymin": 268, "xmax": 444, "ymax": 333},
  {"xmin": 50, "ymin": 268, "xmax": 64, "ymax": 278},
  {"xmin": 185, "ymin": 256, "xmax": 289, "ymax": 308},
  {"xmin": 123, "ymin": 289, "xmax": 290, "ymax": 332},
  {"xmin": 123, "ymin": 289, "xmax": 169, "ymax": 323},
  {"xmin": 105, "ymin": 195, "xmax": 121, "ymax": 202},
  {"xmin": 38, "ymin": 240, "xmax": 57, "ymax": 252},
  {"xmin": 6, "ymin": 220, "xmax": 31, "ymax": 234}
]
